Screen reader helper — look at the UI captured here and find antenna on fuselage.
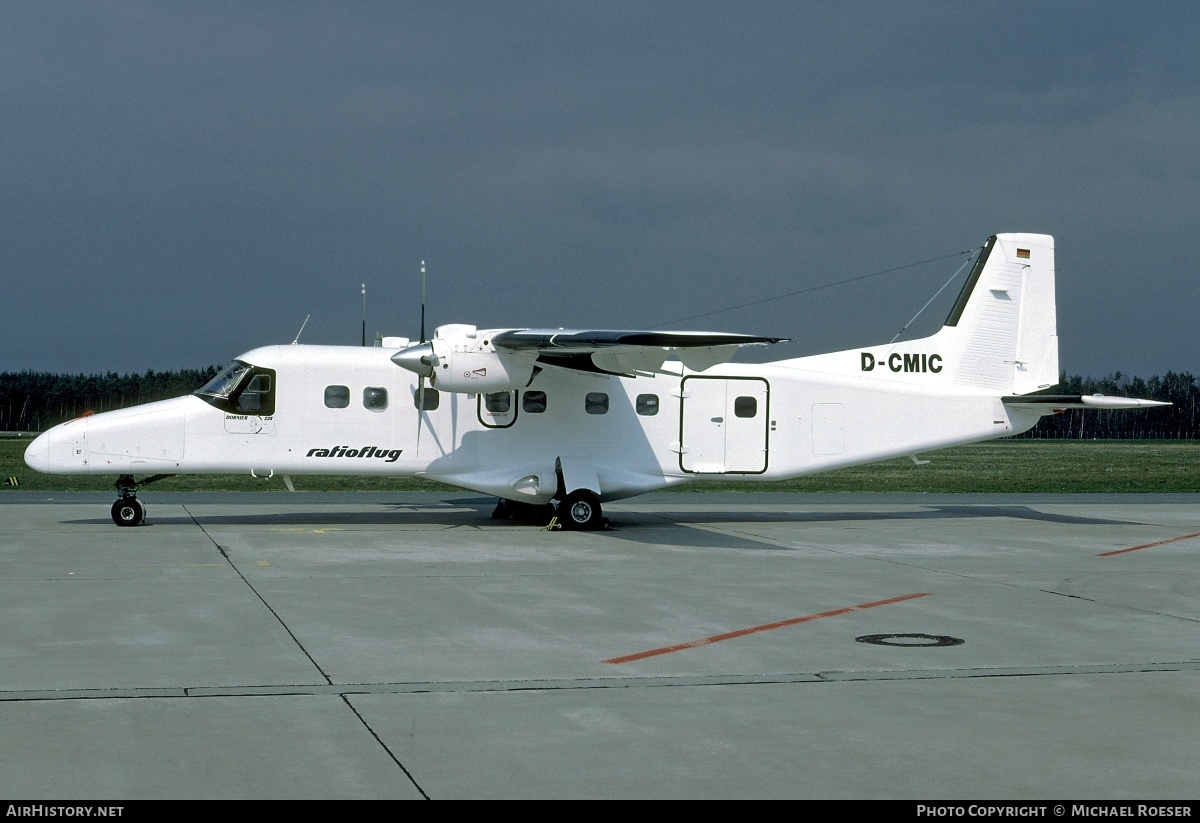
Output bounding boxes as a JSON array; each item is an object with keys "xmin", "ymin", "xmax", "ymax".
[{"xmin": 291, "ymin": 314, "xmax": 311, "ymax": 345}]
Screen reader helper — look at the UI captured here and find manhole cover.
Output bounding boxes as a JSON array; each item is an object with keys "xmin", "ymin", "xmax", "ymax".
[{"xmin": 855, "ymin": 633, "xmax": 964, "ymax": 647}]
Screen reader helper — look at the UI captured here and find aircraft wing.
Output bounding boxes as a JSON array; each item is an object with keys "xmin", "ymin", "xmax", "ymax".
[
  {"xmin": 490, "ymin": 329, "xmax": 787, "ymax": 375},
  {"xmin": 1002, "ymin": 394, "xmax": 1170, "ymax": 411}
]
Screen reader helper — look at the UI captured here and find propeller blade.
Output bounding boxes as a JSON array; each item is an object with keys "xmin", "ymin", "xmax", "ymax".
[{"xmin": 416, "ymin": 375, "xmax": 424, "ymax": 454}]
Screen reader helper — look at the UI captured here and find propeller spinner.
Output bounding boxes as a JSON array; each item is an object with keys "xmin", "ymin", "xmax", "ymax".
[{"xmin": 391, "ymin": 342, "xmax": 437, "ymax": 378}]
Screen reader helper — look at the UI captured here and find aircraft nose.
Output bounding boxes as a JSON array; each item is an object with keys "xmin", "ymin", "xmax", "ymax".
[{"xmin": 23, "ymin": 432, "xmax": 50, "ymax": 473}]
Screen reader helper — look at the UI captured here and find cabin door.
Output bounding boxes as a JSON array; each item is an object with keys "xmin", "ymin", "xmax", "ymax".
[{"xmin": 680, "ymin": 377, "xmax": 769, "ymax": 474}]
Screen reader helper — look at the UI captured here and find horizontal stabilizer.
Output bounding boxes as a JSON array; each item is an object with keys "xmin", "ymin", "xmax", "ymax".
[{"xmin": 1002, "ymin": 394, "xmax": 1170, "ymax": 410}]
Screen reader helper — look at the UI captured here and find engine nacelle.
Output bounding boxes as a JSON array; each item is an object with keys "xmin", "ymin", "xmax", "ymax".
[
  {"xmin": 429, "ymin": 347, "xmax": 538, "ymax": 393},
  {"xmin": 393, "ymin": 325, "xmax": 539, "ymax": 393}
]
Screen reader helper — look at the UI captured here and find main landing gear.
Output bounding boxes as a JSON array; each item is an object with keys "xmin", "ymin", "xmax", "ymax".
[
  {"xmin": 560, "ymin": 489, "xmax": 604, "ymax": 531},
  {"xmin": 491, "ymin": 490, "xmax": 608, "ymax": 531},
  {"xmin": 492, "ymin": 498, "xmax": 558, "ymax": 524},
  {"xmin": 111, "ymin": 474, "xmax": 174, "ymax": 527}
]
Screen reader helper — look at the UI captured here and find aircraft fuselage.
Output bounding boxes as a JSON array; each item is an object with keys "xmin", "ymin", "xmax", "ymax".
[{"xmin": 25, "ymin": 342, "xmax": 1040, "ymax": 503}]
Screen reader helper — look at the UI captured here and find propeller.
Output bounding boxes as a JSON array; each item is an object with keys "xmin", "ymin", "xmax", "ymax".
[{"xmin": 392, "ymin": 262, "xmax": 439, "ymax": 453}]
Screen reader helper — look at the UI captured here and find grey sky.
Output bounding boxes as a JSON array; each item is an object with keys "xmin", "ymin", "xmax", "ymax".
[{"xmin": 2, "ymin": 2, "xmax": 1196, "ymax": 379}]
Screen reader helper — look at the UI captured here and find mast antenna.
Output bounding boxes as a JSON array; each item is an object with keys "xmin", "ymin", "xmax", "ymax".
[{"xmin": 291, "ymin": 314, "xmax": 311, "ymax": 345}]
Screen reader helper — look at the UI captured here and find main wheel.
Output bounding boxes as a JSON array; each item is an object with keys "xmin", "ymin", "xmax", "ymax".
[
  {"xmin": 111, "ymin": 498, "xmax": 145, "ymax": 527},
  {"xmin": 560, "ymin": 490, "xmax": 603, "ymax": 530}
]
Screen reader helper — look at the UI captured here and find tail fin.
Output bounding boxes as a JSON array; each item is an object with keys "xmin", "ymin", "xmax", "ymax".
[
  {"xmin": 940, "ymin": 233, "xmax": 1058, "ymax": 394},
  {"xmin": 795, "ymin": 233, "xmax": 1059, "ymax": 395}
]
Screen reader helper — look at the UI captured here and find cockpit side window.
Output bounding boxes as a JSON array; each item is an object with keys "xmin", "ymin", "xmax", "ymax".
[
  {"xmin": 193, "ymin": 360, "xmax": 276, "ymax": 416},
  {"xmin": 237, "ymin": 373, "xmax": 272, "ymax": 413}
]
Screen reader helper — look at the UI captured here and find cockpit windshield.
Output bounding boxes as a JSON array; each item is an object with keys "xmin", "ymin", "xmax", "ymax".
[
  {"xmin": 195, "ymin": 362, "xmax": 253, "ymax": 400},
  {"xmin": 193, "ymin": 360, "xmax": 276, "ymax": 415}
]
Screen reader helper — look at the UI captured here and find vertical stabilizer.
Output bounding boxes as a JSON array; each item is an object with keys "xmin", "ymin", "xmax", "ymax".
[
  {"xmin": 790, "ymin": 233, "xmax": 1059, "ymax": 396},
  {"xmin": 943, "ymin": 233, "xmax": 1058, "ymax": 394}
]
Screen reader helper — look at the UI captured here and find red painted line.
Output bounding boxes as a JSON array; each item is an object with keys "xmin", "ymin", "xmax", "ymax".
[
  {"xmin": 1096, "ymin": 531, "xmax": 1200, "ymax": 557},
  {"xmin": 603, "ymin": 592, "xmax": 930, "ymax": 665}
]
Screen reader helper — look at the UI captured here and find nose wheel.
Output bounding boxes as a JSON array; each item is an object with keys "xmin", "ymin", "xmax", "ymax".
[
  {"xmin": 111, "ymin": 497, "xmax": 146, "ymax": 527},
  {"xmin": 110, "ymin": 473, "xmax": 173, "ymax": 527}
]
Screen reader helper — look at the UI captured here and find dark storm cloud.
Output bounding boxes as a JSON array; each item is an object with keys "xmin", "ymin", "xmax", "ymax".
[{"xmin": 1, "ymin": 2, "xmax": 1196, "ymax": 379}]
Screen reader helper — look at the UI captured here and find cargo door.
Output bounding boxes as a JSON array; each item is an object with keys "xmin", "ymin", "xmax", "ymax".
[{"xmin": 680, "ymin": 377, "xmax": 769, "ymax": 474}]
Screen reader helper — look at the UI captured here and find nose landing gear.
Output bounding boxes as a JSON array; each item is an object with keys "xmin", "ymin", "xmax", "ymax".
[
  {"xmin": 111, "ymin": 496, "xmax": 145, "ymax": 527},
  {"xmin": 111, "ymin": 474, "xmax": 174, "ymax": 527}
]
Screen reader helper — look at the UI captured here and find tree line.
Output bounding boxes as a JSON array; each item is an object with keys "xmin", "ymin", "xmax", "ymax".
[
  {"xmin": 1018, "ymin": 371, "xmax": 1199, "ymax": 440},
  {"xmin": 1, "ymin": 367, "xmax": 220, "ymax": 433},
  {"xmin": 0, "ymin": 366, "xmax": 1197, "ymax": 439}
]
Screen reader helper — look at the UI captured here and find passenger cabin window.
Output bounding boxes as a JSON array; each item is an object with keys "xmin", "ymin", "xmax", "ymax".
[
  {"xmin": 478, "ymin": 390, "xmax": 517, "ymax": 428},
  {"xmin": 193, "ymin": 361, "xmax": 276, "ymax": 416},
  {"xmin": 585, "ymin": 392, "xmax": 609, "ymax": 415},
  {"xmin": 414, "ymin": 387, "xmax": 440, "ymax": 411},
  {"xmin": 363, "ymin": 387, "xmax": 388, "ymax": 411},
  {"xmin": 324, "ymin": 385, "xmax": 350, "ymax": 409},
  {"xmin": 522, "ymin": 391, "xmax": 547, "ymax": 413},
  {"xmin": 734, "ymin": 396, "xmax": 758, "ymax": 418},
  {"xmin": 484, "ymin": 392, "xmax": 511, "ymax": 413},
  {"xmin": 636, "ymin": 394, "xmax": 659, "ymax": 416}
]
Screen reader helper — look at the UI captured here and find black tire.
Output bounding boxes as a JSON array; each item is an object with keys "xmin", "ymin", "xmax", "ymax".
[
  {"xmin": 111, "ymin": 498, "xmax": 145, "ymax": 527},
  {"xmin": 506, "ymin": 499, "xmax": 556, "ymax": 524},
  {"xmin": 561, "ymin": 490, "xmax": 603, "ymax": 530}
]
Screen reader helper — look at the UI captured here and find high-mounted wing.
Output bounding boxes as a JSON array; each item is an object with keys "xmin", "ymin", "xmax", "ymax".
[
  {"xmin": 391, "ymin": 325, "xmax": 786, "ymax": 392},
  {"xmin": 491, "ymin": 329, "xmax": 786, "ymax": 376}
]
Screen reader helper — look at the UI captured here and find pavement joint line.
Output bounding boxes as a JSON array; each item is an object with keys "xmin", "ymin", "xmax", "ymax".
[
  {"xmin": 4, "ymin": 662, "xmax": 1198, "ymax": 702},
  {"xmin": 182, "ymin": 502, "xmax": 336, "ymax": 686}
]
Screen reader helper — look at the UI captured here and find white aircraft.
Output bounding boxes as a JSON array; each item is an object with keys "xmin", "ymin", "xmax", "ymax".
[{"xmin": 24, "ymin": 233, "xmax": 1166, "ymax": 529}]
